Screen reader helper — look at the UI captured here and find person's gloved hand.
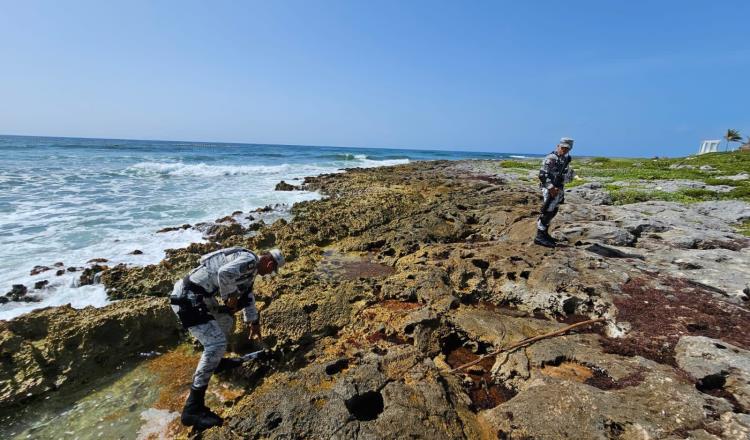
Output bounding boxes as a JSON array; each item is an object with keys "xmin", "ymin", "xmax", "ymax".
[
  {"xmin": 225, "ymin": 296, "xmax": 239, "ymax": 313},
  {"xmin": 549, "ymin": 186, "xmax": 561, "ymax": 198},
  {"xmin": 254, "ymin": 349, "xmax": 271, "ymax": 362}
]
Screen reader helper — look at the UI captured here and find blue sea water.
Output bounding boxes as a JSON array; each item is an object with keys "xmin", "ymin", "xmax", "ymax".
[{"xmin": 0, "ymin": 135, "xmax": 528, "ymax": 319}]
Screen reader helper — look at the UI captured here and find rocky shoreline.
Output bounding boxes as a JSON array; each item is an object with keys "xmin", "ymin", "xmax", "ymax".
[{"xmin": 2, "ymin": 159, "xmax": 750, "ymax": 439}]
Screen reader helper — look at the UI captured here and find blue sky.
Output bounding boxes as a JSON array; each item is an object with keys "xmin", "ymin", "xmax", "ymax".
[{"xmin": 1, "ymin": 1, "xmax": 748, "ymax": 157}]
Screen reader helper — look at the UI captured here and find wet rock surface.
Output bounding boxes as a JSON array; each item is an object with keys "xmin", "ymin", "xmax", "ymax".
[
  {"xmin": 0, "ymin": 297, "xmax": 180, "ymax": 407},
  {"xmin": 3, "ymin": 160, "xmax": 750, "ymax": 438},
  {"xmin": 2, "ymin": 284, "xmax": 38, "ymax": 303},
  {"xmin": 274, "ymin": 180, "xmax": 300, "ymax": 191}
]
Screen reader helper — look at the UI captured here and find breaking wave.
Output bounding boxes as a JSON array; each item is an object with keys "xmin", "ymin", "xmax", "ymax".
[
  {"xmin": 128, "ymin": 156, "xmax": 409, "ymax": 177},
  {"xmin": 128, "ymin": 162, "xmax": 308, "ymax": 177}
]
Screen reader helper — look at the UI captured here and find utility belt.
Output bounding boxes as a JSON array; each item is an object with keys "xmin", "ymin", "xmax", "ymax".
[
  {"xmin": 171, "ymin": 276, "xmax": 251, "ymax": 329},
  {"xmin": 539, "ymin": 176, "xmax": 565, "ymax": 189},
  {"xmin": 170, "ymin": 276, "xmax": 230, "ymax": 328}
]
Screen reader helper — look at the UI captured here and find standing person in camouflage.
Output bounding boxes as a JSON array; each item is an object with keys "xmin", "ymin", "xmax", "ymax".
[
  {"xmin": 169, "ymin": 247, "xmax": 285, "ymax": 430},
  {"xmin": 534, "ymin": 138, "xmax": 574, "ymax": 247}
]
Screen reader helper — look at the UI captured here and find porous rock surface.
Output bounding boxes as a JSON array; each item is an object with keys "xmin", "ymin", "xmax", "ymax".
[
  {"xmin": 0, "ymin": 297, "xmax": 179, "ymax": 407},
  {"xmin": 4, "ymin": 160, "xmax": 750, "ymax": 438}
]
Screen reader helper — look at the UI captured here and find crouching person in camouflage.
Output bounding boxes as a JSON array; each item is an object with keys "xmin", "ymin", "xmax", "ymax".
[
  {"xmin": 170, "ymin": 247, "xmax": 284, "ymax": 430},
  {"xmin": 535, "ymin": 138, "xmax": 575, "ymax": 248}
]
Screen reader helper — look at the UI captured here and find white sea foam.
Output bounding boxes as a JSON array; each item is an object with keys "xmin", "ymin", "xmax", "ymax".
[
  {"xmin": 128, "ymin": 161, "xmax": 304, "ymax": 177},
  {"xmin": 0, "ymin": 285, "xmax": 110, "ymax": 321},
  {"xmin": 358, "ymin": 158, "xmax": 409, "ymax": 168},
  {"xmin": 136, "ymin": 408, "xmax": 179, "ymax": 440},
  {"xmin": 128, "ymin": 156, "xmax": 407, "ymax": 177}
]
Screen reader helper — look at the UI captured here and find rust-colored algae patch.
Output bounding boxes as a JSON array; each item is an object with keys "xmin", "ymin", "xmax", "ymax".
[
  {"xmin": 381, "ymin": 300, "xmax": 421, "ymax": 312},
  {"xmin": 445, "ymin": 346, "xmax": 516, "ymax": 412},
  {"xmin": 317, "ymin": 249, "xmax": 395, "ymax": 280},
  {"xmin": 145, "ymin": 345, "xmax": 200, "ymax": 412},
  {"xmin": 143, "ymin": 345, "xmax": 247, "ymax": 438},
  {"xmin": 340, "ymin": 259, "xmax": 394, "ymax": 279},
  {"xmin": 601, "ymin": 276, "xmax": 750, "ymax": 366},
  {"xmin": 585, "ymin": 368, "xmax": 646, "ymax": 390},
  {"xmin": 539, "ymin": 361, "xmax": 594, "ymax": 383}
]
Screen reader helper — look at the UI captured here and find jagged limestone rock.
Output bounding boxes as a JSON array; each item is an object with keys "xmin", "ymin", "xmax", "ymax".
[{"xmin": 0, "ymin": 297, "xmax": 179, "ymax": 407}]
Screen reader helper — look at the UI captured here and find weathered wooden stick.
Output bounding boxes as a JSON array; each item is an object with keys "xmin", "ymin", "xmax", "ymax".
[{"xmin": 448, "ymin": 317, "xmax": 607, "ymax": 373}]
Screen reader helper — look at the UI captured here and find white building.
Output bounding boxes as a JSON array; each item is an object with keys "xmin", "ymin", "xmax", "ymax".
[{"xmin": 697, "ymin": 140, "xmax": 721, "ymax": 155}]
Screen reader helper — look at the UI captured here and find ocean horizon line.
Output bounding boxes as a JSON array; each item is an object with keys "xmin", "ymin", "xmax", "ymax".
[{"xmin": 0, "ymin": 132, "xmax": 538, "ymax": 158}]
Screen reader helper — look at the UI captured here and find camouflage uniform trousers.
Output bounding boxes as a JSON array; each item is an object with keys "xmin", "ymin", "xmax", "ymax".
[
  {"xmin": 174, "ymin": 296, "xmax": 235, "ymax": 388},
  {"xmin": 537, "ymin": 186, "xmax": 564, "ymax": 231}
]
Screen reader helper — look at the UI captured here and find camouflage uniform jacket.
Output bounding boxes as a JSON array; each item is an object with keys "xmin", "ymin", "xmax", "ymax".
[{"xmin": 538, "ymin": 151, "xmax": 572, "ymax": 189}]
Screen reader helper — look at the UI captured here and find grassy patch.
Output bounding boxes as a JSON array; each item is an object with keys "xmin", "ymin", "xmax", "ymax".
[
  {"xmin": 565, "ymin": 178, "xmax": 587, "ymax": 188},
  {"xmin": 499, "ymin": 160, "xmax": 539, "ymax": 170},
  {"xmin": 704, "ymin": 178, "xmax": 742, "ymax": 186},
  {"xmin": 608, "ymin": 187, "xmax": 750, "ymax": 205},
  {"xmin": 494, "ymin": 151, "xmax": 750, "ymax": 203},
  {"xmin": 609, "ymin": 190, "xmax": 685, "ymax": 205},
  {"xmin": 737, "ymin": 220, "xmax": 750, "ymax": 237},
  {"xmin": 572, "ymin": 151, "xmax": 750, "ymax": 203}
]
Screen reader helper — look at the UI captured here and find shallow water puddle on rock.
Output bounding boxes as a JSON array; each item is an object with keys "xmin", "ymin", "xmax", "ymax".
[
  {"xmin": 317, "ymin": 248, "xmax": 394, "ymax": 280},
  {"xmin": 0, "ymin": 361, "xmax": 169, "ymax": 440},
  {"xmin": 444, "ymin": 346, "xmax": 516, "ymax": 412},
  {"xmin": 0, "ymin": 345, "xmax": 242, "ymax": 439}
]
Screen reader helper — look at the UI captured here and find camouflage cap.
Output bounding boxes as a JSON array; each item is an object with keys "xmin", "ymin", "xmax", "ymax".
[
  {"xmin": 558, "ymin": 137, "xmax": 574, "ymax": 148},
  {"xmin": 268, "ymin": 248, "xmax": 285, "ymax": 270}
]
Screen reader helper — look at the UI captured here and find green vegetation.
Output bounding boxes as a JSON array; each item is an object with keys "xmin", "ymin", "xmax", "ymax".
[
  {"xmin": 500, "ymin": 151, "xmax": 750, "ymax": 204},
  {"xmin": 564, "ymin": 178, "xmax": 588, "ymax": 188},
  {"xmin": 737, "ymin": 220, "xmax": 750, "ymax": 237},
  {"xmin": 580, "ymin": 151, "xmax": 750, "ymax": 204},
  {"xmin": 606, "ymin": 187, "xmax": 750, "ymax": 205},
  {"xmin": 496, "ymin": 149, "xmax": 750, "ymax": 205},
  {"xmin": 499, "ymin": 160, "xmax": 538, "ymax": 169}
]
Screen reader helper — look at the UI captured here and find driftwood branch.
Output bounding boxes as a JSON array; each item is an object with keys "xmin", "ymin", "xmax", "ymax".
[{"xmin": 448, "ymin": 317, "xmax": 607, "ymax": 373}]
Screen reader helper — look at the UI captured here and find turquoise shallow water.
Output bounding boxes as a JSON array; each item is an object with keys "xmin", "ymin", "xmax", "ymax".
[
  {"xmin": 0, "ymin": 362, "xmax": 164, "ymax": 440},
  {"xmin": 0, "ymin": 135, "xmax": 529, "ymax": 319}
]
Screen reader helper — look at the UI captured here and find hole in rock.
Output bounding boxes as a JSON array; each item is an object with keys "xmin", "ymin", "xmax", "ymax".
[
  {"xmin": 471, "ymin": 259, "xmax": 489, "ymax": 270},
  {"xmin": 345, "ymin": 391, "xmax": 384, "ymax": 421},
  {"xmin": 382, "ymin": 248, "xmax": 396, "ymax": 257},
  {"xmin": 604, "ymin": 420, "xmax": 625, "ymax": 438},
  {"xmin": 266, "ymin": 414, "xmax": 282, "ymax": 430},
  {"xmin": 695, "ymin": 372, "xmax": 747, "ymax": 413},
  {"xmin": 562, "ymin": 298, "xmax": 578, "ymax": 315},
  {"xmin": 325, "ymin": 358, "xmax": 349, "ymax": 375},
  {"xmin": 686, "ymin": 322, "xmax": 708, "ymax": 332},
  {"xmin": 696, "ymin": 373, "xmax": 726, "ymax": 392},
  {"xmin": 303, "ymin": 304, "xmax": 318, "ymax": 314}
]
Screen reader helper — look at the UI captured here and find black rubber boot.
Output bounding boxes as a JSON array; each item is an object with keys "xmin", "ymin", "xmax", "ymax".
[
  {"xmin": 533, "ymin": 229, "xmax": 556, "ymax": 248},
  {"xmin": 214, "ymin": 357, "xmax": 244, "ymax": 374},
  {"xmin": 181, "ymin": 385, "xmax": 223, "ymax": 430},
  {"xmin": 543, "ymin": 229, "xmax": 558, "ymax": 243}
]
